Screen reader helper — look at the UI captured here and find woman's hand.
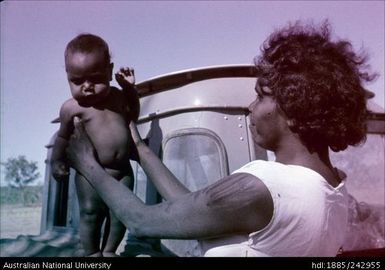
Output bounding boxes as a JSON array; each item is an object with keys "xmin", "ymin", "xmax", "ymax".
[{"xmin": 66, "ymin": 117, "xmax": 99, "ymax": 176}]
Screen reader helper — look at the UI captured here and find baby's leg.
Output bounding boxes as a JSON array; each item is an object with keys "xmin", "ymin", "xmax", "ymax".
[
  {"xmin": 75, "ymin": 173, "xmax": 108, "ymax": 257},
  {"xmin": 102, "ymin": 172, "xmax": 134, "ymax": 257}
]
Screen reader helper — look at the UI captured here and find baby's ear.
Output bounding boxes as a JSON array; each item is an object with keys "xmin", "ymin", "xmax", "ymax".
[{"xmin": 108, "ymin": 62, "xmax": 114, "ymax": 81}]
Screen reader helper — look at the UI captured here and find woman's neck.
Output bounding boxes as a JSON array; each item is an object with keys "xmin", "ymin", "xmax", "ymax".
[
  {"xmin": 274, "ymin": 131, "xmax": 329, "ymax": 164},
  {"xmin": 274, "ymin": 136, "xmax": 341, "ymax": 187},
  {"xmin": 275, "ymin": 141, "xmax": 331, "ymax": 166}
]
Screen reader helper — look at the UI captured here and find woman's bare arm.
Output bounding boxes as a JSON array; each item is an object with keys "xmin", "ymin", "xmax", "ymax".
[
  {"xmin": 67, "ymin": 120, "xmax": 273, "ymax": 239},
  {"xmin": 130, "ymin": 122, "xmax": 190, "ymax": 201}
]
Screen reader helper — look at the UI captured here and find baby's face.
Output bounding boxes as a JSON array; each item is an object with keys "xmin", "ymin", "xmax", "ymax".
[{"xmin": 65, "ymin": 50, "xmax": 112, "ymax": 106}]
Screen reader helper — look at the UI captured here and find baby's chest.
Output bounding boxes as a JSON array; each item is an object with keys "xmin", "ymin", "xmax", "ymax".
[{"xmin": 81, "ymin": 108, "xmax": 129, "ymax": 131}]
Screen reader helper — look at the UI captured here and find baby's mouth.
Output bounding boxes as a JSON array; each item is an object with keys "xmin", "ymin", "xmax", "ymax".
[{"xmin": 78, "ymin": 95, "xmax": 98, "ymax": 105}]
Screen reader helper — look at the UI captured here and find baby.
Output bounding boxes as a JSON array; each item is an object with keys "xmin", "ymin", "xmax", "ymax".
[{"xmin": 51, "ymin": 33, "xmax": 139, "ymax": 257}]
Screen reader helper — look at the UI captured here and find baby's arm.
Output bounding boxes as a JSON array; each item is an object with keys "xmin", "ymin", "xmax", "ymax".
[
  {"xmin": 115, "ymin": 67, "xmax": 140, "ymax": 122},
  {"xmin": 51, "ymin": 100, "xmax": 76, "ymax": 181}
]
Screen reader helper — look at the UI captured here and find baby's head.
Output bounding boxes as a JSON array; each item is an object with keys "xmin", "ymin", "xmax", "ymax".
[
  {"xmin": 64, "ymin": 34, "xmax": 113, "ymax": 106},
  {"xmin": 65, "ymin": 33, "xmax": 111, "ymax": 67}
]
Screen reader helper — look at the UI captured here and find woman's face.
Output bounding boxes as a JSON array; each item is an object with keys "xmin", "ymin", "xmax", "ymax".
[{"xmin": 248, "ymin": 80, "xmax": 288, "ymax": 151}]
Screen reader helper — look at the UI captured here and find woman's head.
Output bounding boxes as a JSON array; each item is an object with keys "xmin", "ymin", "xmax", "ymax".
[{"xmin": 253, "ymin": 21, "xmax": 377, "ymax": 152}]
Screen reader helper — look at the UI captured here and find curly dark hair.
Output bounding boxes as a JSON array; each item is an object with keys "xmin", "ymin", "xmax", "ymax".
[
  {"xmin": 65, "ymin": 33, "xmax": 111, "ymax": 66},
  {"xmin": 254, "ymin": 21, "xmax": 377, "ymax": 152}
]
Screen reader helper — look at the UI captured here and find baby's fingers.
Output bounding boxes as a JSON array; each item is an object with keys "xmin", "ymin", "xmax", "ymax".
[{"xmin": 120, "ymin": 67, "xmax": 135, "ymax": 76}]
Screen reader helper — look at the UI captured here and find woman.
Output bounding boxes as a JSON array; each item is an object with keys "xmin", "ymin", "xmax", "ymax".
[{"xmin": 66, "ymin": 21, "xmax": 376, "ymax": 256}]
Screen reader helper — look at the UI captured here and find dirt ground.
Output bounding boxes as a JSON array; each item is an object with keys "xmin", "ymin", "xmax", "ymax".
[
  {"xmin": 0, "ymin": 205, "xmax": 42, "ymax": 239},
  {"xmin": 0, "ymin": 205, "xmax": 130, "ymax": 255}
]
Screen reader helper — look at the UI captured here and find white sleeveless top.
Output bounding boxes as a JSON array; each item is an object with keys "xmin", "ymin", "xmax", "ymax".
[{"xmin": 200, "ymin": 160, "xmax": 349, "ymax": 257}]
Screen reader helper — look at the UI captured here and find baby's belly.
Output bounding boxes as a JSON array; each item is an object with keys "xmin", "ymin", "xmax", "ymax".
[
  {"xmin": 87, "ymin": 126, "xmax": 132, "ymax": 170},
  {"xmin": 95, "ymin": 141, "xmax": 131, "ymax": 169}
]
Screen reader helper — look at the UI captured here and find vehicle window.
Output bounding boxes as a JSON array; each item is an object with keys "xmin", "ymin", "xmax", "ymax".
[
  {"xmin": 161, "ymin": 128, "xmax": 228, "ymax": 256},
  {"xmin": 162, "ymin": 128, "xmax": 228, "ymax": 191},
  {"xmin": 132, "ymin": 162, "xmax": 149, "ymax": 203}
]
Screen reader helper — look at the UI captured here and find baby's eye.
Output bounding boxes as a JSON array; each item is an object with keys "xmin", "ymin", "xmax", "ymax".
[
  {"xmin": 89, "ymin": 75, "xmax": 105, "ymax": 84},
  {"xmin": 70, "ymin": 78, "xmax": 84, "ymax": 85}
]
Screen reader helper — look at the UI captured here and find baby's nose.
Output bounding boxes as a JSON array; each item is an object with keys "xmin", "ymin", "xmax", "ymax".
[{"xmin": 82, "ymin": 81, "xmax": 94, "ymax": 94}]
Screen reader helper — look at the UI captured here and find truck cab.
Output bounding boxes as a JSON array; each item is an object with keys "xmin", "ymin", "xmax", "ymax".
[{"xmin": 3, "ymin": 65, "xmax": 384, "ymax": 256}]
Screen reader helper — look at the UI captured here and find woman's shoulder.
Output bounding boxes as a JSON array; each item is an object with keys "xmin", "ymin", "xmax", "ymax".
[
  {"xmin": 234, "ymin": 160, "xmax": 330, "ymax": 189},
  {"xmin": 234, "ymin": 160, "xmax": 286, "ymax": 175}
]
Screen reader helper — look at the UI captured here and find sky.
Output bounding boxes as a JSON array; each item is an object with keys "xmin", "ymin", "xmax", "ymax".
[{"xmin": 1, "ymin": 1, "xmax": 384, "ymax": 186}]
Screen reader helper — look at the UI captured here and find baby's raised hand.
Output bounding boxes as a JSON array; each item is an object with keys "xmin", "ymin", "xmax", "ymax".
[{"xmin": 115, "ymin": 67, "xmax": 135, "ymax": 89}]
